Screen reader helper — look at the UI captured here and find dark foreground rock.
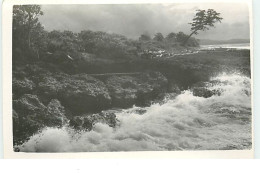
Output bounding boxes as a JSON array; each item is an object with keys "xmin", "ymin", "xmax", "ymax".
[
  {"xmin": 38, "ymin": 71, "xmax": 168, "ymax": 112},
  {"xmin": 106, "ymin": 72, "xmax": 168, "ymax": 108},
  {"xmin": 38, "ymin": 73, "xmax": 112, "ymax": 114},
  {"xmin": 192, "ymin": 87, "xmax": 215, "ymax": 98},
  {"xmin": 13, "ymin": 78, "xmax": 35, "ymax": 97},
  {"xmin": 69, "ymin": 110, "xmax": 118, "ymax": 131},
  {"xmin": 13, "ymin": 94, "xmax": 67, "ymax": 145},
  {"xmin": 12, "ymin": 64, "xmax": 171, "ymax": 145},
  {"xmin": 191, "ymin": 81, "xmax": 222, "ymax": 98}
]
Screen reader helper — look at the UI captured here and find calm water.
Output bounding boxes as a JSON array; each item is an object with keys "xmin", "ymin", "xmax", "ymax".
[{"xmin": 200, "ymin": 43, "xmax": 250, "ymax": 50}]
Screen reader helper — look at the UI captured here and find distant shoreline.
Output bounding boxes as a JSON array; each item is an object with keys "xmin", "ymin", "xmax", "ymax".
[
  {"xmin": 199, "ymin": 39, "xmax": 250, "ymax": 45},
  {"xmin": 199, "ymin": 43, "xmax": 250, "ymax": 50}
]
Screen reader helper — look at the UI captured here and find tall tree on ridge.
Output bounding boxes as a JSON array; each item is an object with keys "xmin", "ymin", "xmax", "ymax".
[{"xmin": 183, "ymin": 9, "xmax": 223, "ymax": 46}]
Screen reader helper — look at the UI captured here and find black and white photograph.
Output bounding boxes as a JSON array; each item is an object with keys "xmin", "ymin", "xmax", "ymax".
[{"xmin": 9, "ymin": 1, "xmax": 252, "ymax": 153}]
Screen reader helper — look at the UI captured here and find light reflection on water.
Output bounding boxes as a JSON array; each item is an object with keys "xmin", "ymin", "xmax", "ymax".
[{"xmin": 200, "ymin": 43, "xmax": 250, "ymax": 50}]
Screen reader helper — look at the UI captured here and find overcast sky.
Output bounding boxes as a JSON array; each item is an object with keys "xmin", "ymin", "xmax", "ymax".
[{"xmin": 39, "ymin": 3, "xmax": 250, "ymax": 40}]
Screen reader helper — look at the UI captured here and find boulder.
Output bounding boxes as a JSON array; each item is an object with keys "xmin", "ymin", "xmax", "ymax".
[
  {"xmin": 13, "ymin": 94, "xmax": 46, "ymax": 145},
  {"xmin": 69, "ymin": 110, "xmax": 118, "ymax": 131},
  {"xmin": 39, "ymin": 71, "xmax": 167, "ymax": 113},
  {"xmin": 38, "ymin": 73, "xmax": 112, "ymax": 114},
  {"xmin": 13, "ymin": 78, "xmax": 35, "ymax": 96},
  {"xmin": 13, "ymin": 94, "xmax": 46, "ymax": 115},
  {"xmin": 192, "ymin": 87, "xmax": 215, "ymax": 98},
  {"xmin": 191, "ymin": 81, "xmax": 222, "ymax": 98},
  {"xmin": 99, "ymin": 110, "xmax": 118, "ymax": 127},
  {"xmin": 59, "ymin": 74, "xmax": 111, "ymax": 114},
  {"xmin": 69, "ymin": 116, "xmax": 94, "ymax": 131},
  {"xmin": 13, "ymin": 94, "xmax": 67, "ymax": 145},
  {"xmin": 106, "ymin": 75, "xmax": 139, "ymax": 107},
  {"xmin": 38, "ymin": 75, "xmax": 63, "ymax": 97},
  {"xmin": 125, "ymin": 107, "xmax": 147, "ymax": 115},
  {"xmin": 46, "ymin": 99, "xmax": 68, "ymax": 126},
  {"xmin": 168, "ymin": 83, "xmax": 181, "ymax": 94},
  {"xmin": 106, "ymin": 72, "xmax": 168, "ymax": 108}
]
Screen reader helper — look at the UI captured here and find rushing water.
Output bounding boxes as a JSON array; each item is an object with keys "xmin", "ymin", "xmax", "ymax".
[{"xmin": 18, "ymin": 72, "xmax": 252, "ymax": 152}]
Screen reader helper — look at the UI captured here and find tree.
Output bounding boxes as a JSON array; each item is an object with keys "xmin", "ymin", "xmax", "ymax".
[
  {"xmin": 153, "ymin": 33, "xmax": 164, "ymax": 42},
  {"xmin": 166, "ymin": 32, "xmax": 177, "ymax": 42},
  {"xmin": 183, "ymin": 9, "xmax": 223, "ymax": 45},
  {"xmin": 176, "ymin": 32, "xmax": 188, "ymax": 43},
  {"xmin": 139, "ymin": 33, "xmax": 151, "ymax": 41},
  {"xmin": 13, "ymin": 5, "xmax": 44, "ymax": 49}
]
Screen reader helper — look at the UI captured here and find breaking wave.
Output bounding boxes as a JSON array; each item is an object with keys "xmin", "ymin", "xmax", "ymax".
[{"xmin": 18, "ymin": 72, "xmax": 252, "ymax": 152}]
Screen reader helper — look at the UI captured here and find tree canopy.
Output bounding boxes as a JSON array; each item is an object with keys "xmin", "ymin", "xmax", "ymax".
[
  {"xmin": 153, "ymin": 33, "xmax": 164, "ymax": 42},
  {"xmin": 139, "ymin": 33, "xmax": 151, "ymax": 41},
  {"xmin": 13, "ymin": 5, "xmax": 44, "ymax": 49},
  {"xmin": 183, "ymin": 9, "xmax": 223, "ymax": 45}
]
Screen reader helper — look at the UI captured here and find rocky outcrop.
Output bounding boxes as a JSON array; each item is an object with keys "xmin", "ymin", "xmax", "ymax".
[
  {"xmin": 69, "ymin": 110, "xmax": 118, "ymax": 131},
  {"xmin": 13, "ymin": 94, "xmax": 46, "ymax": 115},
  {"xmin": 13, "ymin": 94, "xmax": 67, "ymax": 145},
  {"xmin": 38, "ymin": 75, "xmax": 62, "ymax": 97},
  {"xmin": 191, "ymin": 81, "xmax": 222, "ymax": 98},
  {"xmin": 46, "ymin": 99, "xmax": 67, "ymax": 126},
  {"xmin": 13, "ymin": 78, "xmax": 35, "ymax": 97},
  {"xmin": 106, "ymin": 72, "xmax": 168, "ymax": 107},
  {"xmin": 12, "ymin": 68, "xmax": 169, "ymax": 144},
  {"xmin": 38, "ymin": 73, "xmax": 112, "ymax": 114},
  {"xmin": 192, "ymin": 87, "xmax": 215, "ymax": 98},
  {"xmin": 38, "ymin": 71, "xmax": 167, "ymax": 113}
]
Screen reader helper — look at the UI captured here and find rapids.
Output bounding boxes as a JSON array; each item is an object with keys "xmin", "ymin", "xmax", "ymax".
[{"xmin": 18, "ymin": 72, "xmax": 252, "ymax": 152}]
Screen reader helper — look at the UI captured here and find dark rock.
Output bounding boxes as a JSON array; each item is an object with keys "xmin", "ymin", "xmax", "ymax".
[
  {"xmin": 81, "ymin": 117, "xmax": 94, "ymax": 130},
  {"xmin": 38, "ymin": 73, "xmax": 111, "ymax": 114},
  {"xmin": 69, "ymin": 110, "xmax": 118, "ymax": 131},
  {"xmin": 39, "ymin": 71, "xmax": 167, "ymax": 113},
  {"xmin": 13, "ymin": 78, "xmax": 35, "ymax": 96},
  {"xmin": 125, "ymin": 107, "xmax": 147, "ymax": 115},
  {"xmin": 191, "ymin": 81, "xmax": 222, "ymax": 98},
  {"xmin": 168, "ymin": 83, "xmax": 181, "ymax": 94},
  {"xmin": 106, "ymin": 75, "xmax": 138, "ymax": 107},
  {"xmin": 38, "ymin": 75, "xmax": 64, "ymax": 97},
  {"xmin": 60, "ymin": 74, "xmax": 111, "ymax": 114},
  {"xmin": 46, "ymin": 99, "xmax": 68, "ymax": 126},
  {"xmin": 99, "ymin": 110, "xmax": 118, "ymax": 127},
  {"xmin": 69, "ymin": 116, "xmax": 87, "ymax": 130},
  {"xmin": 192, "ymin": 87, "xmax": 215, "ymax": 98},
  {"xmin": 106, "ymin": 72, "xmax": 168, "ymax": 108},
  {"xmin": 13, "ymin": 94, "xmax": 46, "ymax": 145},
  {"xmin": 13, "ymin": 95, "xmax": 67, "ymax": 145},
  {"xmin": 12, "ymin": 110, "xmax": 19, "ymax": 142},
  {"xmin": 13, "ymin": 94, "xmax": 46, "ymax": 115}
]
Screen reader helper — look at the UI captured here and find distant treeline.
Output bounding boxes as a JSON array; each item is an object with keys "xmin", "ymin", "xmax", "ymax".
[{"xmin": 13, "ymin": 5, "xmax": 199, "ymax": 64}]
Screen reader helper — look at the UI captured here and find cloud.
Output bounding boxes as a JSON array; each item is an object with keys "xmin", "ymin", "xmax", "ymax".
[{"xmin": 39, "ymin": 3, "xmax": 250, "ymax": 40}]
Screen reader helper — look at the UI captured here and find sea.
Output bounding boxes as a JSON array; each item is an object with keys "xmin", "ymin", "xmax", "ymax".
[{"xmin": 200, "ymin": 43, "xmax": 250, "ymax": 50}]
